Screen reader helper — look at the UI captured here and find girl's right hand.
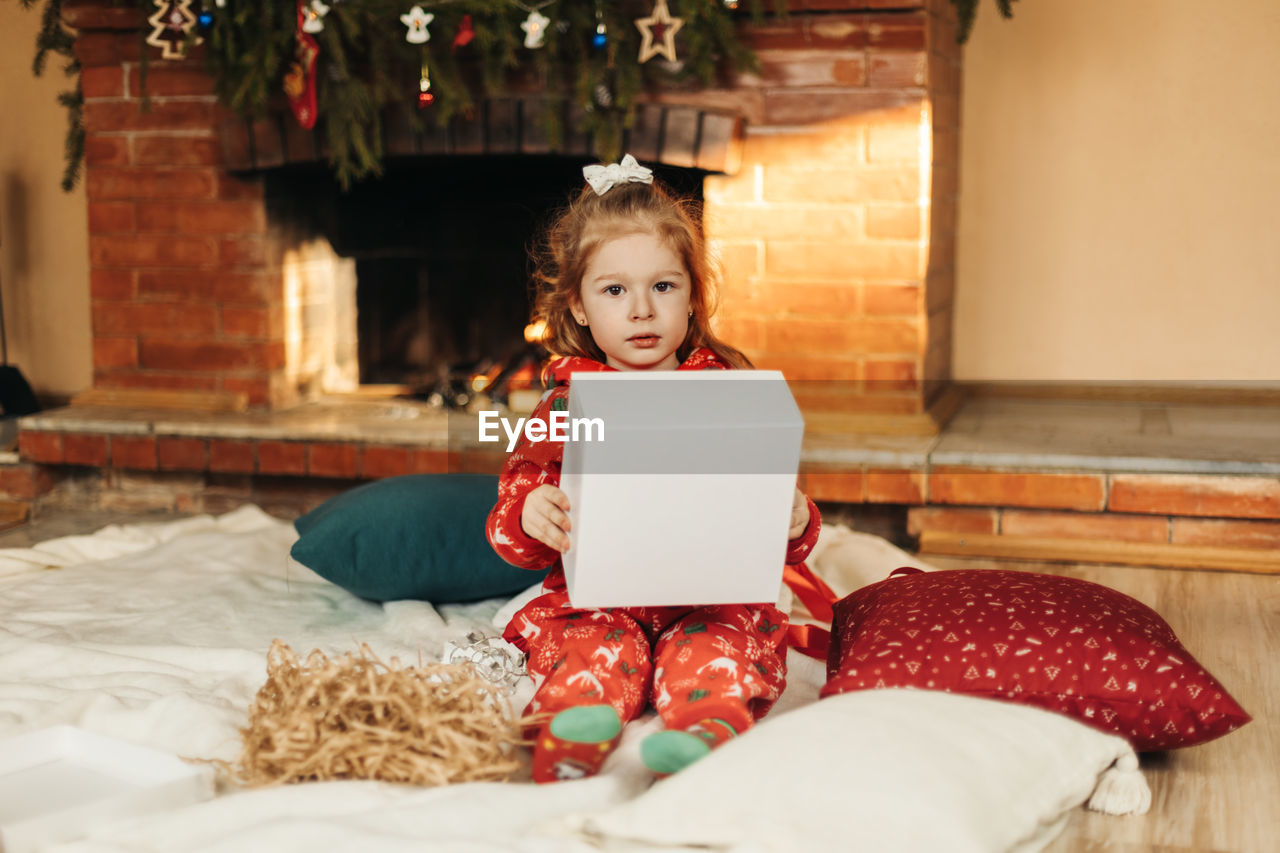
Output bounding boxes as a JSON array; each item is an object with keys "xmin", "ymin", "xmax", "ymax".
[{"xmin": 521, "ymin": 484, "xmax": 572, "ymax": 553}]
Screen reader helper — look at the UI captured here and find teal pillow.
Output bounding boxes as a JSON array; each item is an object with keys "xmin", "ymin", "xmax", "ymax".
[{"xmin": 291, "ymin": 473, "xmax": 548, "ymax": 603}]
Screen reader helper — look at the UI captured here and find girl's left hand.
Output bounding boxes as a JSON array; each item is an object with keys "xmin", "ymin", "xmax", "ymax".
[{"xmin": 788, "ymin": 488, "xmax": 810, "ymax": 540}]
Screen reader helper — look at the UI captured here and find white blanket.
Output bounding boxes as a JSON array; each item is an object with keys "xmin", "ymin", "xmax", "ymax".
[{"xmin": 0, "ymin": 508, "xmax": 1138, "ymax": 853}]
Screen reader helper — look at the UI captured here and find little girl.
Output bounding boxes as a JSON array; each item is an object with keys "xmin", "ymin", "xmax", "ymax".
[{"xmin": 487, "ymin": 155, "xmax": 820, "ymax": 783}]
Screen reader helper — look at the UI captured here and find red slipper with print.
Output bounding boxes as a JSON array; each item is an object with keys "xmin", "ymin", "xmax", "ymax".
[{"xmin": 531, "ymin": 704, "xmax": 623, "ymax": 784}]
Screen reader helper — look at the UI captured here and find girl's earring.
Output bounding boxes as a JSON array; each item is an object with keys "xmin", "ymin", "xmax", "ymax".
[{"xmin": 577, "ymin": 317, "xmax": 588, "ymax": 326}]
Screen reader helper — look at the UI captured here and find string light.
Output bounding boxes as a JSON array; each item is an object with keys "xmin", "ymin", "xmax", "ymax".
[
  {"xmin": 418, "ymin": 60, "xmax": 434, "ymax": 108},
  {"xmin": 593, "ymin": 5, "xmax": 608, "ymax": 49}
]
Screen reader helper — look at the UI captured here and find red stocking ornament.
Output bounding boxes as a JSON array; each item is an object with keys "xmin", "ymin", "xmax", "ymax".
[
  {"xmin": 453, "ymin": 14, "xmax": 475, "ymax": 51},
  {"xmin": 284, "ymin": 0, "xmax": 320, "ymax": 129}
]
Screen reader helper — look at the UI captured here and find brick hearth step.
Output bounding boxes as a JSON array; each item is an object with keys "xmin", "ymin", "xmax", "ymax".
[{"xmin": 8, "ymin": 397, "xmax": 1279, "ymax": 572}]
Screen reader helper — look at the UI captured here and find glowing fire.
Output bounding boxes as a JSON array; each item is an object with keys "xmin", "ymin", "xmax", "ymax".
[
  {"xmin": 508, "ymin": 362, "xmax": 536, "ymax": 391},
  {"xmin": 524, "ymin": 319, "xmax": 547, "ymax": 343}
]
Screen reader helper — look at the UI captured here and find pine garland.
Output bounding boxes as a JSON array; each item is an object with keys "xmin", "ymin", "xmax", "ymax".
[
  {"xmin": 951, "ymin": 0, "xmax": 1019, "ymax": 45},
  {"xmin": 24, "ymin": 1, "xmax": 1012, "ymax": 191},
  {"xmin": 22, "ymin": 0, "xmax": 83, "ymax": 191},
  {"xmin": 23, "ymin": 0, "xmax": 788, "ymax": 190}
]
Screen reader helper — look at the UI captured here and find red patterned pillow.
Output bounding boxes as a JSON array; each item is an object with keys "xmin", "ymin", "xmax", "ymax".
[{"xmin": 820, "ymin": 568, "xmax": 1250, "ymax": 750}]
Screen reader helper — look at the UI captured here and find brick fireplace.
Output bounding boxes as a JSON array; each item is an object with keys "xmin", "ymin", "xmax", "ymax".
[
  {"xmin": 64, "ymin": 0, "xmax": 962, "ymax": 430},
  {"xmin": 11, "ymin": 2, "xmax": 1280, "ymax": 572}
]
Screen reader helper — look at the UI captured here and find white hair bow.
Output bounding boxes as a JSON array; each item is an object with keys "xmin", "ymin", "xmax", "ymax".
[{"xmin": 583, "ymin": 154, "xmax": 654, "ymax": 196}]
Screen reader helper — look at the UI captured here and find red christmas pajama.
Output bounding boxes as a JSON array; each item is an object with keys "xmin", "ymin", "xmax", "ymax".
[{"xmin": 504, "ymin": 590, "xmax": 789, "ymax": 734}]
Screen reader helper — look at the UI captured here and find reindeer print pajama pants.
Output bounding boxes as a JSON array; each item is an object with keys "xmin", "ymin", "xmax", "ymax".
[{"xmin": 503, "ymin": 589, "xmax": 789, "ymax": 734}]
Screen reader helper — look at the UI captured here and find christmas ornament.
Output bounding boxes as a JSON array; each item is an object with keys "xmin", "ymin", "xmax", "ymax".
[
  {"xmin": 592, "ymin": 82, "xmax": 613, "ymax": 109},
  {"xmin": 284, "ymin": 0, "xmax": 320, "ymax": 129},
  {"xmin": 417, "ymin": 59, "xmax": 434, "ymax": 108},
  {"xmin": 401, "ymin": 5, "xmax": 434, "ymax": 44},
  {"xmin": 521, "ymin": 10, "xmax": 550, "ymax": 49},
  {"xmin": 302, "ymin": 0, "xmax": 329, "ymax": 34},
  {"xmin": 195, "ymin": 6, "xmax": 214, "ymax": 35},
  {"xmin": 723, "ymin": 0, "xmax": 739, "ymax": 8},
  {"xmin": 453, "ymin": 14, "xmax": 475, "ymax": 51},
  {"xmin": 635, "ymin": 0, "xmax": 683, "ymax": 64},
  {"xmin": 146, "ymin": 0, "xmax": 198, "ymax": 60}
]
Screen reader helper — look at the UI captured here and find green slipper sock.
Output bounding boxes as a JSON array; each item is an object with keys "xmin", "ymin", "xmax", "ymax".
[
  {"xmin": 641, "ymin": 730, "xmax": 710, "ymax": 775},
  {"xmin": 641, "ymin": 717, "xmax": 739, "ymax": 775},
  {"xmin": 549, "ymin": 704, "xmax": 623, "ymax": 742}
]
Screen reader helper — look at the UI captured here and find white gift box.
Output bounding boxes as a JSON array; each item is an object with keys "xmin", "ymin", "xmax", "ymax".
[
  {"xmin": 0, "ymin": 726, "xmax": 215, "ymax": 853},
  {"xmin": 560, "ymin": 371, "xmax": 804, "ymax": 608}
]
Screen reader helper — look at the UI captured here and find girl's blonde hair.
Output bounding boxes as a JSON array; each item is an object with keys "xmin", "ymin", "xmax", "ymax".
[{"xmin": 531, "ymin": 177, "xmax": 752, "ymax": 370}]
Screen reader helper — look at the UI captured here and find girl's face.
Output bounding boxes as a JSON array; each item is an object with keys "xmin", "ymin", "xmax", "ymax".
[{"xmin": 572, "ymin": 230, "xmax": 691, "ymax": 371}]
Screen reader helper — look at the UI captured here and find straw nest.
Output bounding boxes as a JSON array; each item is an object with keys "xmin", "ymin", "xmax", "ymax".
[{"xmin": 214, "ymin": 639, "xmax": 534, "ymax": 787}]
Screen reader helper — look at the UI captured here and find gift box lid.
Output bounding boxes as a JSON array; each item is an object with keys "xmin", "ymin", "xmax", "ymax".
[
  {"xmin": 0, "ymin": 726, "xmax": 215, "ymax": 853},
  {"xmin": 564, "ymin": 371, "xmax": 803, "ymax": 476}
]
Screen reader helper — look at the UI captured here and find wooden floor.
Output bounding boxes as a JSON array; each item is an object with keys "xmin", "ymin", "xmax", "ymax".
[{"xmin": 926, "ymin": 554, "xmax": 1279, "ymax": 853}]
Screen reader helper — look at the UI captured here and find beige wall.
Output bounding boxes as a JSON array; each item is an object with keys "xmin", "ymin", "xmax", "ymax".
[
  {"xmin": 956, "ymin": 0, "xmax": 1280, "ymax": 382},
  {"xmin": 0, "ymin": 4, "xmax": 92, "ymax": 399}
]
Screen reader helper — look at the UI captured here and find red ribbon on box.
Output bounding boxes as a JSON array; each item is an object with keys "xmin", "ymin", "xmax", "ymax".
[{"xmin": 783, "ymin": 562, "xmax": 836, "ymax": 660}]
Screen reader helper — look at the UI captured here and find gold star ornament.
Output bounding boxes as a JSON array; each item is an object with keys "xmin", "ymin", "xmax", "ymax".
[{"xmin": 635, "ymin": 0, "xmax": 684, "ymax": 64}]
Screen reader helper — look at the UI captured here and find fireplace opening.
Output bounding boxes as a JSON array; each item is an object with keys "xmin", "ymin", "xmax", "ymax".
[{"xmin": 265, "ymin": 155, "xmax": 706, "ymax": 406}]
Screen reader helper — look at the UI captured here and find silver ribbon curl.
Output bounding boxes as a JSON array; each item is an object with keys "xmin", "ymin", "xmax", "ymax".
[
  {"xmin": 583, "ymin": 154, "xmax": 654, "ymax": 196},
  {"xmin": 440, "ymin": 631, "xmax": 528, "ymax": 689}
]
